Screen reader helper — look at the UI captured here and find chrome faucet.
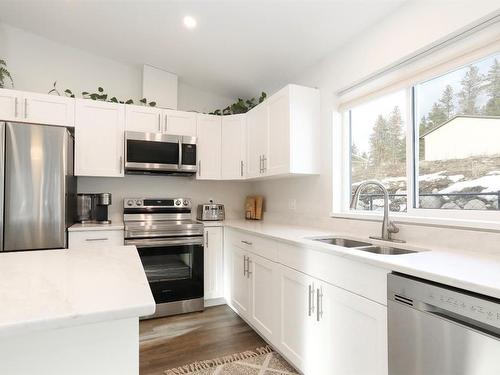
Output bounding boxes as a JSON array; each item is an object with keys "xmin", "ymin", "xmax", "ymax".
[{"xmin": 350, "ymin": 180, "xmax": 405, "ymax": 243}]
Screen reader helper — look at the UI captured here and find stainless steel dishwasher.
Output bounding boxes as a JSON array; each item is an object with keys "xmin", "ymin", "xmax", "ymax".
[{"xmin": 388, "ymin": 273, "xmax": 500, "ymax": 375}]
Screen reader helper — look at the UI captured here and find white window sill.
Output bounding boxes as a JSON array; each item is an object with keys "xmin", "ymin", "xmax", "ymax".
[{"xmin": 330, "ymin": 211, "xmax": 500, "ymax": 232}]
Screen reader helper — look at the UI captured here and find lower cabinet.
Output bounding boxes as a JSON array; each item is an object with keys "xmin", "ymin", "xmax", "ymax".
[
  {"xmin": 204, "ymin": 226, "xmax": 224, "ymax": 302},
  {"xmin": 225, "ymin": 229, "xmax": 388, "ymax": 375},
  {"xmin": 68, "ymin": 230, "xmax": 124, "ymax": 249}
]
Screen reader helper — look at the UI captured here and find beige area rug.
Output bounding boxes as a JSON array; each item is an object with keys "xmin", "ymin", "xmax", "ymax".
[{"xmin": 164, "ymin": 345, "xmax": 299, "ymax": 375}]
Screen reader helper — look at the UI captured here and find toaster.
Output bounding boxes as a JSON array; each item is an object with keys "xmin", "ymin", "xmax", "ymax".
[{"xmin": 197, "ymin": 201, "xmax": 225, "ymax": 221}]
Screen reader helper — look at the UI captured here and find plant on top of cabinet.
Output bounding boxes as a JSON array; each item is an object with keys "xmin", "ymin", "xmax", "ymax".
[
  {"xmin": 209, "ymin": 92, "xmax": 267, "ymax": 115},
  {"xmin": 47, "ymin": 82, "xmax": 157, "ymax": 106},
  {"xmin": 0, "ymin": 59, "xmax": 14, "ymax": 88}
]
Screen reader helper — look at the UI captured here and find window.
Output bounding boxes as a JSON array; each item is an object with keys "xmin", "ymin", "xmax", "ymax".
[{"xmin": 343, "ymin": 51, "xmax": 500, "ymax": 218}]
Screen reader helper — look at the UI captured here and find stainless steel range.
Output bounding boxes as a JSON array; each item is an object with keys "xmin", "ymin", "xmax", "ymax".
[{"xmin": 123, "ymin": 198, "xmax": 204, "ymax": 319}]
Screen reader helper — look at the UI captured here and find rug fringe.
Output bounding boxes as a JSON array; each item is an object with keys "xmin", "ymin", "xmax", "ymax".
[{"xmin": 164, "ymin": 345, "xmax": 274, "ymax": 375}]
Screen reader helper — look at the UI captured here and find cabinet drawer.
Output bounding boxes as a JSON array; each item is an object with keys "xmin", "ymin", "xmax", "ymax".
[
  {"xmin": 69, "ymin": 230, "xmax": 124, "ymax": 249},
  {"xmin": 227, "ymin": 229, "xmax": 278, "ymax": 262},
  {"xmin": 278, "ymin": 242, "xmax": 389, "ymax": 305}
]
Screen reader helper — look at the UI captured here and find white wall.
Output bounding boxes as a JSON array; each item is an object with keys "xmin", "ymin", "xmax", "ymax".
[
  {"xmin": 253, "ymin": 1, "xmax": 500, "ymax": 220},
  {"xmin": 0, "ymin": 22, "xmax": 234, "ymax": 113}
]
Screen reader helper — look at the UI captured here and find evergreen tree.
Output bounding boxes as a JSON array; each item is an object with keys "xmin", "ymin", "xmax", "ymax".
[
  {"xmin": 427, "ymin": 102, "xmax": 448, "ymax": 129},
  {"xmin": 457, "ymin": 65, "xmax": 483, "ymax": 115},
  {"xmin": 483, "ymin": 58, "xmax": 500, "ymax": 115},
  {"xmin": 351, "ymin": 143, "xmax": 359, "ymax": 156},
  {"xmin": 439, "ymin": 85, "xmax": 455, "ymax": 118},
  {"xmin": 419, "ymin": 115, "xmax": 429, "ymax": 134},
  {"xmin": 386, "ymin": 106, "xmax": 405, "ymax": 164},
  {"xmin": 369, "ymin": 115, "xmax": 389, "ymax": 167}
]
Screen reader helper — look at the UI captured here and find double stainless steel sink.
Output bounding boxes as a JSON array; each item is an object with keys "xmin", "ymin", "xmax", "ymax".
[{"xmin": 311, "ymin": 237, "xmax": 417, "ymax": 255}]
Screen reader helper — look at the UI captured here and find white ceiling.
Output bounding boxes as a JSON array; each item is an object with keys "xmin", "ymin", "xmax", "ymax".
[{"xmin": 0, "ymin": 0, "xmax": 409, "ymax": 98}]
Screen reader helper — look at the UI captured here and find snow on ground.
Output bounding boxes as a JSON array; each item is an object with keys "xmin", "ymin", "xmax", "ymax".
[{"xmin": 439, "ymin": 175, "xmax": 500, "ymax": 198}]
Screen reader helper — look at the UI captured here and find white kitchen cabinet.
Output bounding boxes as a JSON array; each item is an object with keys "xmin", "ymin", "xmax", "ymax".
[
  {"xmin": 246, "ymin": 103, "xmax": 268, "ymax": 178},
  {"xmin": 75, "ymin": 99, "xmax": 125, "ymax": 177},
  {"xmin": 229, "ymin": 244, "xmax": 251, "ymax": 318},
  {"xmin": 125, "ymin": 105, "xmax": 162, "ymax": 133},
  {"xmin": 323, "ymin": 283, "xmax": 388, "ymax": 375},
  {"xmin": 164, "ymin": 109, "xmax": 197, "ymax": 136},
  {"xmin": 221, "ymin": 114, "xmax": 246, "ymax": 179},
  {"xmin": 204, "ymin": 226, "xmax": 224, "ymax": 303},
  {"xmin": 68, "ymin": 230, "xmax": 124, "ymax": 249},
  {"xmin": 246, "ymin": 84, "xmax": 320, "ymax": 179},
  {"xmin": 278, "ymin": 265, "xmax": 319, "ymax": 373},
  {"xmin": 249, "ymin": 253, "xmax": 279, "ymax": 342},
  {"xmin": 196, "ymin": 114, "xmax": 221, "ymax": 180},
  {"xmin": 0, "ymin": 89, "xmax": 75, "ymax": 127}
]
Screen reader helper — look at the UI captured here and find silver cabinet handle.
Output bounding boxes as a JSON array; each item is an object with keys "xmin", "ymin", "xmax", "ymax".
[
  {"xmin": 198, "ymin": 160, "xmax": 201, "ymax": 176},
  {"xmin": 308, "ymin": 284, "xmax": 315, "ymax": 316},
  {"xmin": 246, "ymin": 257, "xmax": 252, "ymax": 279},
  {"xmin": 262, "ymin": 155, "xmax": 267, "ymax": 173},
  {"xmin": 241, "ymin": 240, "xmax": 252, "ymax": 245},
  {"xmin": 158, "ymin": 113, "xmax": 161, "ymax": 132},
  {"xmin": 243, "ymin": 255, "xmax": 247, "ymax": 277},
  {"xmin": 164, "ymin": 115, "xmax": 168, "ymax": 133},
  {"xmin": 316, "ymin": 287, "xmax": 323, "ymax": 322},
  {"xmin": 119, "ymin": 156, "xmax": 123, "ymax": 174},
  {"xmin": 14, "ymin": 97, "xmax": 18, "ymax": 117},
  {"xmin": 85, "ymin": 238, "xmax": 109, "ymax": 242},
  {"xmin": 259, "ymin": 155, "xmax": 263, "ymax": 173},
  {"xmin": 24, "ymin": 98, "xmax": 28, "ymax": 118},
  {"xmin": 205, "ymin": 231, "xmax": 209, "ymax": 247},
  {"xmin": 240, "ymin": 160, "xmax": 244, "ymax": 177}
]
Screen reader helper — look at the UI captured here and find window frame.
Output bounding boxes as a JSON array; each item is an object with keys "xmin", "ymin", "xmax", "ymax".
[{"xmin": 335, "ymin": 53, "xmax": 500, "ymax": 229}]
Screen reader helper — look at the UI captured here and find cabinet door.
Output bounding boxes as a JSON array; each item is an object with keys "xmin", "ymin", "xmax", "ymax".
[
  {"xmin": 204, "ymin": 227, "xmax": 224, "ymax": 300},
  {"xmin": 0, "ymin": 89, "xmax": 21, "ymax": 122},
  {"xmin": 125, "ymin": 105, "xmax": 162, "ymax": 133},
  {"xmin": 221, "ymin": 114, "xmax": 246, "ymax": 179},
  {"xmin": 246, "ymin": 104, "xmax": 268, "ymax": 178},
  {"xmin": 267, "ymin": 88, "xmax": 290, "ymax": 175},
  {"xmin": 323, "ymin": 283, "xmax": 388, "ymax": 375},
  {"xmin": 249, "ymin": 253, "xmax": 279, "ymax": 342},
  {"xmin": 23, "ymin": 92, "xmax": 75, "ymax": 127},
  {"xmin": 196, "ymin": 114, "xmax": 221, "ymax": 180},
  {"xmin": 75, "ymin": 100, "xmax": 125, "ymax": 177},
  {"xmin": 229, "ymin": 245, "xmax": 250, "ymax": 318},
  {"xmin": 278, "ymin": 265, "xmax": 317, "ymax": 373},
  {"xmin": 164, "ymin": 109, "xmax": 197, "ymax": 136}
]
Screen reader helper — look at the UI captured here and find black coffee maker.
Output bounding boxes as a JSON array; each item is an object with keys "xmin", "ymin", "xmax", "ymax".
[{"xmin": 76, "ymin": 193, "xmax": 112, "ymax": 224}]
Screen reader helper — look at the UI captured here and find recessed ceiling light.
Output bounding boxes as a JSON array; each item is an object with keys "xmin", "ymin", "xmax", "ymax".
[{"xmin": 183, "ymin": 16, "xmax": 197, "ymax": 30}]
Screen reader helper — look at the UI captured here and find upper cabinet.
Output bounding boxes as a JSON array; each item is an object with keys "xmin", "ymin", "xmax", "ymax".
[
  {"xmin": 125, "ymin": 105, "xmax": 162, "ymax": 133},
  {"xmin": 196, "ymin": 114, "xmax": 221, "ymax": 180},
  {"xmin": 74, "ymin": 99, "xmax": 125, "ymax": 177},
  {"xmin": 221, "ymin": 114, "xmax": 246, "ymax": 180},
  {"xmin": 164, "ymin": 109, "xmax": 197, "ymax": 137},
  {"xmin": 246, "ymin": 84, "xmax": 320, "ymax": 179},
  {"xmin": 0, "ymin": 88, "xmax": 75, "ymax": 127}
]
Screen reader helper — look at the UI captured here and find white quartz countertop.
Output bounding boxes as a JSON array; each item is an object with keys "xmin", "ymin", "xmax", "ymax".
[
  {"xmin": 223, "ymin": 220, "xmax": 500, "ymax": 300},
  {"xmin": 0, "ymin": 246, "xmax": 155, "ymax": 337},
  {"xmin": 68, "ymin": 222, "xmax": 124, "ymax": 232}
]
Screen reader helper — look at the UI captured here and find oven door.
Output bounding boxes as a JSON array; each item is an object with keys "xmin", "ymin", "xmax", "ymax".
[
  {"xmin": 126, "ymin": 236, "xmax": 204, "ymax": 304},
  {"xmin": 125, "ymin": 131, "xmax": 180, "ymax": 172}
]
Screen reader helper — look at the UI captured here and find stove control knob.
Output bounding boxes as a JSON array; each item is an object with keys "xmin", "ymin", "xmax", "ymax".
[
  {"xmin": 126, "ymin": 200, "xmax": 134, "ymax": 207},
  {"xmin": 183, "ymin": 200, "xmax": 189, "ymax": 206},
  {"xmin": 136, "ymin": 200, "xmax": 142, "ymax": 206},
  {"xmin": 175, "ymin": 199, "xmax": 181, "ymax": 206}
]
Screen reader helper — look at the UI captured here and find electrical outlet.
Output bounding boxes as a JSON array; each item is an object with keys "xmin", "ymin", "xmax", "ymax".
[{"xmin": 289, "ymin": 199, "xmax": 297, "ymax": 210}]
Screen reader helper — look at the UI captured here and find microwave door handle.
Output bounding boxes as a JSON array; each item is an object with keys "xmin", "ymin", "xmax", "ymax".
[{"xmin": 178, "ymin": 138, "xmax": 182, "ymax": 170}]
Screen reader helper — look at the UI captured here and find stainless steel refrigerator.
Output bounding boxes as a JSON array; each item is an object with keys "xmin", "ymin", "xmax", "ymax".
[{"xmin": 0, "ymin": 122, "xmax": 76, "ymax": 252}]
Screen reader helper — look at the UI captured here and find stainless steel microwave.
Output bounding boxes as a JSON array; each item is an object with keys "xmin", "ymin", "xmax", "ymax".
[{"xmin": 125, "ymin": 131, "xmax": 197, "ymax": 175}]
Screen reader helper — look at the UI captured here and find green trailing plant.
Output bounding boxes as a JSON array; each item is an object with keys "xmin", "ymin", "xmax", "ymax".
[
  {"xmin": 48, "ymin": 82, "xmax": 156, "ymax": 106},
  {"xmin": 0, "ymin": 59, "xmax": 14, "ymax": 88},
  {"xmin": 209, "ymin": 92, "xmax": 267, "ymax": 116}
]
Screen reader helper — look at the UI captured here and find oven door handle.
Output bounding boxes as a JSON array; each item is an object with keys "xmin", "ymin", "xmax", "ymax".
[{"xmin": 125, "ymin": 237, "xmax": 204, "ymax": 248}]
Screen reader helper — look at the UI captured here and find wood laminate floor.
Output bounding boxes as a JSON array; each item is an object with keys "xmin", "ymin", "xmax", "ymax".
[{"xmin": 139, "ymin": 305, "xmax": 267, "ymax": 375}]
